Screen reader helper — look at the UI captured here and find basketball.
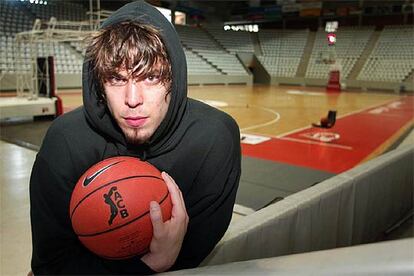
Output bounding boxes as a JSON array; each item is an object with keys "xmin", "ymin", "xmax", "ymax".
[{"xmin": 69, "ymin": 156, "xmax": 172, "ymax": 259}]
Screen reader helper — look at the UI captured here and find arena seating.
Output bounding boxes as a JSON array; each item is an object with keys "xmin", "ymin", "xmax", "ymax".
[
  {"xmin": 259, "ymin": 29, "xmax": 308, "ymax": 57},
  {"xmin": 0, "ymin": 1, "xmax": 32, "ymax": 74},
  {"xmin": 257, "ymin": 29, "xmax": 308, "ymax": 77},
  {"xmin": 52, "ymin": 44, "xmax": 83, "ymax": 74},
  {"xmin": 176, "ymin": 25, "xmax": 223, "ymax": 52},
  {"xmin": 0, "ymin": 1, "xmax": 34, "ymax": 37},
  {"xmin": 176, "ymin": 25, "xmax": 249, "ymax": 76},
  {"xmin": 357, "ymin": 25, "xmax": 414, "ymax": 82},
  {"xmin": 0, "ymin": 1, "xmax": 85, "ymax": 75},
  {"xmin": 257, "ymin": 56, "xmax": 301, "ymax": 77},
  {"xmin": 198, "ymin": 50, "xmax": 249, "ymax": 76},
  {"xmin": 204, "ymin": 25, "xmax": 255, "ymax": 54},
  {"xmin": 0, "ymin": 1, "xmax": 412, "ymax": 89},
  {"xmin": 184, "ymin": 49, "xmax": 221, "ymax": 76},
  {"xmin": 1, "ymin": 36, "xmax": 15, "ymax": 73},
  {"xmin": 26, "ymin": 1, "xmax": 87, "ymax": 22},
  {"xmin": 175, "ymin": 25, "xmax": 222, "ymax": 76},
  {"xmin": 5, "ymin": 40, "xmax": 82, "ymax": 74},
  {"xmin": 306, "ymin": 26, "xmax": 374, "ymax": 80},
  {"xmin": 69, "ymin": 41, "xmax": 86, "ymax": 56}
]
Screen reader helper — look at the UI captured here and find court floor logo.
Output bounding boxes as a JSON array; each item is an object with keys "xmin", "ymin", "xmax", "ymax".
[{"xmin": 301, "ymin": 131, "xmax": 340, "ymax": 143}]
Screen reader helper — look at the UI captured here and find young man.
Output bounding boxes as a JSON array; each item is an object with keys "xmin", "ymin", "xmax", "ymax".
[{"xmin": 29, "ymin": 1, "xmax": 241, "ymax": 275}]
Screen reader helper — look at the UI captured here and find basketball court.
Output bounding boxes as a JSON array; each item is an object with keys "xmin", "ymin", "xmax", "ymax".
[
  {"xmin": 1, "ymin": 1, "xmax": 414, "ymax": 274},
  {"xmin": 2, "ymin": 85, "xmax": 413, "ymax": 212},
  {"xmin": 2, "ymin": 70, "xmax": 414, "ymax": 276},
  {"xmin": 2, "ymin": 84, "xmax": 413, "ymax": 274}
]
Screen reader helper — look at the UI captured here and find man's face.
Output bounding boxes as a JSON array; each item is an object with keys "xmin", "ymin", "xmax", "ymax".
[{"xmin": 104, "ymin": 68, "xmax": 170, "ymax": 145}]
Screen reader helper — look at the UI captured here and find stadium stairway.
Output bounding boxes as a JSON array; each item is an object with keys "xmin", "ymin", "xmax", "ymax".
[
  {"xmin": 199, "ymin": 25, "xmax": 229, "ymax": 53},
  {"xmin": 250, "ymin": 32, "xmax": 263, "ymax": 56},
  {"xmin": 296, "ymin": 30, "xmax": 316, "ymax": 78},
  {"xmin": 403, "ymin": 68, "xmax": 414, "ymax": 83},
  {"xmin": 347, "ymin": 30, "xmax": 381, "ymax": 81}
]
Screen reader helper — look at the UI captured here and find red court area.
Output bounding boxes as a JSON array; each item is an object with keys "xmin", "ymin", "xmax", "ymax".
[{"xmin": 242, "ymin": 96, "xmax": 414, "ymax": 174}]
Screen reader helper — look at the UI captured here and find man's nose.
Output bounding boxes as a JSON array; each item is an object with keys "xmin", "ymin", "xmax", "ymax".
[{"xmin": 125, "ymin": 80, "xmax": 143, "ymax": 108}]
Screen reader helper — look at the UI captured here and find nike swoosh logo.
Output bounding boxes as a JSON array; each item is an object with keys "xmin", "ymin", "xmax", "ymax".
[{"xmin": 82, "ymin": 160, "xmax": 123, "ymax": 187}]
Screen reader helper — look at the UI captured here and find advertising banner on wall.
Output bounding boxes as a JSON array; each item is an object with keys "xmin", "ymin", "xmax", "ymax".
[
  {"xmin": 282, "ymin": 3, "xmax": 301, "ymax": 13},
  {"xmin": 299, "ymin": 1, "xmax": 322, "ymax": 17}
]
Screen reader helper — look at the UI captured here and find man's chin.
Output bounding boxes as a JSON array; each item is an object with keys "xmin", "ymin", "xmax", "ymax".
[
  {"xmin": 123, "ymin": 130, "xmax": 149, "ymax": 145},
  {"xmin": 125, "ymin": 136, "xmax": 146, "ymax": 145}
]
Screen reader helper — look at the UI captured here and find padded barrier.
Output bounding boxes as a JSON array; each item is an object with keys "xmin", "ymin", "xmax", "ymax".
[
  {"xmin": 164, "ymin": 238, "xmax": 414, "ymax": 275},
  {"xmin": 200, "ymin": 144, "xmax": 413, "ymax": 266}
]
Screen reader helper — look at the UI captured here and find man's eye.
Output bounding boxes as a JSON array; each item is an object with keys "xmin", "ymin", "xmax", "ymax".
[
  {"xmin": 108, "ymin": 76, "xmax": 127, "ymax": 86},
  {"xmin": 146, "ymin": 75, "xmax": 160, "ymax": 84}
]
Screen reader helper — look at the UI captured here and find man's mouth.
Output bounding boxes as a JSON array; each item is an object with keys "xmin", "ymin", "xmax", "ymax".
[{"xmin": 124, "ymin": 116, "xmax": 148, "ymax": 127}]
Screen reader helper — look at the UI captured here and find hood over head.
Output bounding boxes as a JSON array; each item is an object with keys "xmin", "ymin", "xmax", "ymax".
[{"xmin": 82, "ymin": 0, "xmax": 187, "ymax": 158}]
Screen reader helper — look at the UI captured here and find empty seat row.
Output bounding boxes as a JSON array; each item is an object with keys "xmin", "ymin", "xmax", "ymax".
[{"xmin": 358, "ymin": 26, "xmax": 414, "ymax": 82}]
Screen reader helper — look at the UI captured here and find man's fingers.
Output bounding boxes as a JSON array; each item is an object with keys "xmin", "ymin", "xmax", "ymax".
[
  {"xmin": 162, "ymin": 172, "xmax": 188, "ymax": 221},
  {"xmin": 162, "ymin": 171, "xmax": 180, "ymax": 190},
  {"xmin": 142, "ymin": 174, "xmax": 189, "ymax": 272},
  {"xmin": 162, "ymin": 172, "xmax": 182, "ymax": 206},
  {"xmin": 149, "ymin": 201, "xmax": 164, "ymax": 235},
  {"xmin": 166, "ymin": 172, "xmax": 185, "ymax": 203}
]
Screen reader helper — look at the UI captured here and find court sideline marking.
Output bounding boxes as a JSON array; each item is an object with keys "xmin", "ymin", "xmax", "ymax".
[
  {"xmin": 240, "ymin": 105, "xmax": 281, "ymax": 132},
  {"xmin": 241, "ymin": 96, "xmax": 414, "ymax": 173}
]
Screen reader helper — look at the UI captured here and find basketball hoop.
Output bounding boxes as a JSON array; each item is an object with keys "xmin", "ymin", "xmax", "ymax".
[{"xmin": 324, "ymin": 21, "xmax": 341, "ymax": 93}]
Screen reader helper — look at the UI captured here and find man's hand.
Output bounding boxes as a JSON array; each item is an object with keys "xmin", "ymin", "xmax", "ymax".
[{"xmin": 141, "ymin": 172, "xmax": 189, "ymax": 272}]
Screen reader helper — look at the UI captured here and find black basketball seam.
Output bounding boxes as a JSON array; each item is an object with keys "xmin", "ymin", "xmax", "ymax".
[
  {"xmin": 70, "ymin": 175, "xmax": 163, "ymax": 219},
  {"xmin": 85, "ymin": 156, "xmax": 131, "ymax": 173},
  {"xmin": 82, "ymin": 160, "xmax": 124, "ymax": 187},
  {"xmin": 76, "ymin": 190, "xmax": 170, "ymax": 237},
  {"xmin": 98, "ymin": 248, "xmax": 147, "ymax": 260}
]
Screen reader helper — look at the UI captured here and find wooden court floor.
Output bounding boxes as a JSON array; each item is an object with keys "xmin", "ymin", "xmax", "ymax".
[
  {"xmin": 60, "ymin": 84, "xmax": 413, "ymax": 166},
  {"xmin": 189, "ymin": 85, "xmax": 407, "ymax": 135},
  {"xmin": 61, "ymin": 85, "xmax": 406, "ymax": 134},
  {"xmin": 4, "ymin": 84, "xmax": 411, "ymax": 141}
]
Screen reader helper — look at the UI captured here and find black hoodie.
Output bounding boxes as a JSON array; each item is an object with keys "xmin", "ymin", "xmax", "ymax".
[{"xmin": 29, "ymin": 1, "xmax": 241, "ymax": 275}]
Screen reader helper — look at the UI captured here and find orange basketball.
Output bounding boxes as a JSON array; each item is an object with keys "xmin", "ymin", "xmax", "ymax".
[{"xmin": 69, "ymin": 156, "xmax": 172, "ymax": 259}]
